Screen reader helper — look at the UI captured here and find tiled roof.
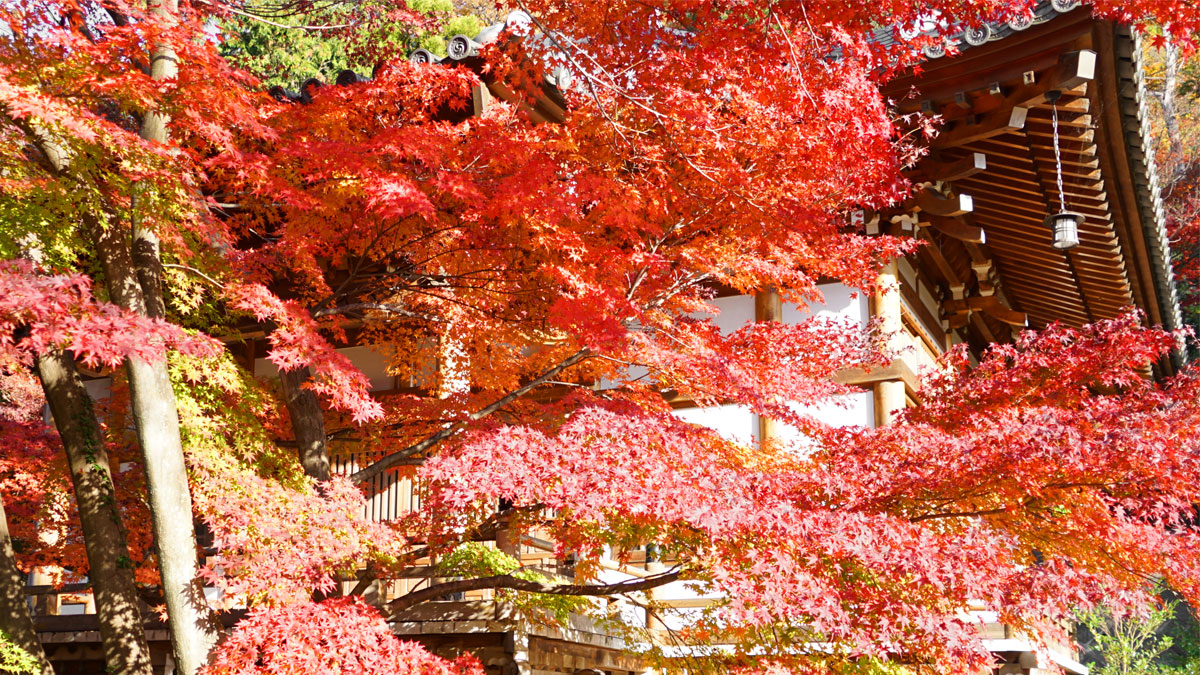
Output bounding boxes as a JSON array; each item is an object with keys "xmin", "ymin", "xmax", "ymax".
[
  {"xmin": 267, "ymin": 10, "xmax": 566, "ymax": 105},
  {"xmin": 1112, "ymin": 23, "xmax": 1185, "ymax": 362},
  {"xmin": 261, "ymin": 2, "xmax": 1183, "ymax": 363},
  {"xmin": 874, "ymin": 0, "xmax": 1083, "ymax": 59}
]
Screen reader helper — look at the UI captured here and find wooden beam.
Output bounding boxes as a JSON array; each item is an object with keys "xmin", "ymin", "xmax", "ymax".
[
  {"xmin": 969, "ymin": 309, "xmax": 997, "ymax": 343},
  {"xmin": 1091, "ymin": 23, "xmax": 1171, "ymax": 351},
  {"xmin": 983, "ymin": 266, "xmax": 1131, "ymax": 303},
  {"xmin": 1026, "ymin": 127, "xmax": 1096, "ymax": 145},
  {"xmin": 926, "ymin": 215, "xmax": 986, "ymax": 243},
  {"xmin": 971, "ymin": 198, "xmax": 1116, "ymax": 230},
  {"xmin": 485, "ymin": 81, "xmax": 549, "ymax": 124},
  {"xmin": 960, "ymin": 177, "xmax": 1106, "ymax": 207},
  {"xmin": 898, "ymin": 273, "xmax": 947, "ymax": 352},
  {"xmin": 647, "ymin": 597, "xmax": 721, "ymax": 609},
  {"xmin": 912, "ymin": 188, "xmax": 973, "ymax": 217},
  {"xmin": 834, "ymin": 361, "xmax": 920, "ymax": 394},
  {"xmin": 970, "ymin": 140, "xmax": 1102, "ymax": 174},
  {"xmin": 933, "ymin": 106, "xmax": 1028, "ymax": 148},
  {"xmin": 1030, "ymin": 50, "xmax": 1097, "ymax": 101},
  {"xmin": 979, "ymin": 299, "xmax": 1029, "ymax": 327},
  {"xmin": 983, "ymin": 250, "xmax": 1129, "ymax": 287},
  {"xmin": 917, "ymin": 254, "xmax": 966, "ymax": 300},
  {"xmin": 471, "ymin": 83, "xmax": 492, "ymax": 116},
  {"xmin": 916, "ymin": 152, "xmax": 987, "ymax": 182},
  {"xmin": 1025, "ymin": 112, "xmax": 1094, "ymax": 129},
  {"xmin": 923, "ymin": 51, "xmax": 1095, "ymax": 146},
  {"xmin": 1028, "ymin": 140, "xmax": 1098, "ymax": 157},
  {"xmin": 915, "ymin": 229, "xmax": 967, "ymax": 295},
  {"xmin": 990, "ymin": 63, "xmax": 1092, "ymax": 113},
  {"xmin": 957, "ymin": 160, "xmax": 1104, "ymax": 195},
  {"xmin": 970, "ymin": 192, "xmax": 1111, "ymax": 223},
  {"xmin": 889, "ymin": 23, "xmax": 1095, "ymax": 114},
  {"xmin": 944, "ymin": 296, "xmax": 1027, "ymax": 327}
]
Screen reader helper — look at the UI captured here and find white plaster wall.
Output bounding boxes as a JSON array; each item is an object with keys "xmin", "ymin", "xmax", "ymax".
[
  {"xmin": 675, "ymin": 283, "xmax": 875, "ymax": 442},
  {"xmin": 673, "ymin": 391, "xmax": 874, "ymax": 450},
  {"xmin": 781, "ymin": 389, "xmax": 875, "ymax": 438},
  {"xmin": 705, "ymin": 294, "xmax": 756, "ymax": 334},
  {"xmin": 781, "ymin": 282, "xmax": 870, "ymax": 327},
  {"xmin": 652, "ymin": 285, "xmax": 897, "ymax": 630},
  {"xmin": 672, "ymin": 404, "xmax": 757, "ymax": 446}
]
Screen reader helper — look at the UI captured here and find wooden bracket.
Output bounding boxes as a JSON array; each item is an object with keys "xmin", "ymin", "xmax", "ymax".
[
  {"xmin": 912, "ymin": 188, "xmax": 974, "ymax": 217},
  {"xmin": 914, "ymin": 152, "xmax": 987, "ymax": 183},
  {"xmin": 928, "ymin": 214, "xmax": 985, "ymax": 243},
  {"xmin": 944, "ymin": 295, "xmax": 1027, "ymax": 328}
]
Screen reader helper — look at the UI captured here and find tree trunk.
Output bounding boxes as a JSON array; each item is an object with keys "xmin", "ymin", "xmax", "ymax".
[
  {"xmin": 131, "ymin": 0, "xmax": 174, "ymax": 325},
  {"xmin": 279, "ymin": 368, "xmax": 331, "ymax": 482},
  {"xmin": 279, "ymin": 370, "xmax": 334, "ymax": 605},
  {"xmin": 12, "ymin": 11, "xmax": 216, "ymax": 671},
  {"xmin": 131, "ymin": 226, "xmax": 166, "ymax": 320},
  {"xmin": 92, "ymin": 222, "xmax": 218, "ymax": 675},
  {"xmin": 1163, "ymin": 35, "xmax": 1183, "ymax": 176},
  {"xmin": 36, "ymin": 348, "xmax": 153, "ymax": 675},
  {"xmin": 92, "ymin": 0, "xmax": 222, "ymax": 670},
  {"xmin": 0, "ymin": 494, "xmax": 54, "ymax": 675}
]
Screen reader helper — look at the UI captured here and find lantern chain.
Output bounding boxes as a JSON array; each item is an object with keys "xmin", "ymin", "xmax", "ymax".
[{"xmin": 1051, "ymin": 98, "xmax": 1066, "ymax": 213}]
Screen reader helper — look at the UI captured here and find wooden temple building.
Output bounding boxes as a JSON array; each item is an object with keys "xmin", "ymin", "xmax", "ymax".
[{"xmin": 26, "ymin": 2, "xmax": 1183, "ymax": 674}]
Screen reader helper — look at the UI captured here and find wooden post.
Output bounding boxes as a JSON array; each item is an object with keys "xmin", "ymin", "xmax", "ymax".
[
  {"xmin": 472, "ymin": 83, "xmax": 493, "ymax": 116},
  {"xmin": 495, "ymin": 515, "xmax": 519, "ymax": 558},
  {"xmin": 754, "ymin": 288, "xmax": 782, "ymax": 445},
  {"xmin": 872, "ymin": 262, "xmax": 907, "ymax": 426},
  {"xmin": 503, "ymin": 630, "xmax": 532, "ymax": 675}
]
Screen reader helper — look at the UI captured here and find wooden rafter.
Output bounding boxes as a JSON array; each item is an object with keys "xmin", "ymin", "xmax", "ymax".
[{"xmin": 909, "ymin": 152, "xmax": 987, "ymax": 183}]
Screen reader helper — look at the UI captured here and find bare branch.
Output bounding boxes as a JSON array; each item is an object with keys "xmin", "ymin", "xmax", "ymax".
[
  {"xmin": 347, "ymin": 348, "xmax": 591, "ymax": 483},
  {"xmin": 162, "ymin": 263, "xmax": 225, "ymax": 289},
  {"xmin": 312, "ymin": 302, "xmax": 439, "ymax": 322},
  {"xmin": 191, "ymin": 0, "xmax": 351, "ymax": 30}
]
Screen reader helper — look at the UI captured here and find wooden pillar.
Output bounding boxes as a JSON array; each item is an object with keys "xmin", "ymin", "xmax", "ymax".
[
  {"xmin": 754, "ymin": 288, "xmax": 782, "ymax": 446},
  {"xmin": 503, "ymin": 630, "xmax": 532, "ymax": 675},
  {"xmin": 874, "ymin": 380, "xmax": 907, "ymax": 427},
  {"xmin": 472, "ymin": 83, "xmax": 493, "ymax": 116},
  {"xmin": 872, "ymin": 262, "xmax": 907, "ymax": 426},
  {"xmin": 495, "ymin": 516, "xmax": 519, "ymax": 558}
]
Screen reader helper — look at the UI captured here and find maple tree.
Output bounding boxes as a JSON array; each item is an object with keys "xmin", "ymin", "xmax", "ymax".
[{"xmin": 5, "ymin": 1, "xmax": 1200, "ymax": 674}]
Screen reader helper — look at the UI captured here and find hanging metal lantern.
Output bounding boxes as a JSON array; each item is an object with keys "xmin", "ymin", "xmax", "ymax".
[
  {"xmin": 1044, "ymin": 90, "xmax": 1081, "ymax": 250},
  {"xmin": 1044, "ymin": 211, "xmax": 1083, "ymax": 250}
]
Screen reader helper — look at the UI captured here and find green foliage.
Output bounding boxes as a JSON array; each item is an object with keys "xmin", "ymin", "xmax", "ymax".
[
  {"xmin": 838, "ymin": 657, "xmax": 914, "ymax": 674},
  {"xmin": 1077, "ymin": 601, "xmax": 1182, "ymax": 675},
  {"xmin": 437, "ymin": 542, "xmax": 588, "ymax": 627},
  {"xmin": 218, "ymin": 0, "xmax": 485, "ymax": 87},
  {"xmin": 217, "ymin": 13, "xmax": 362, "ymax": 88},
  {"xmin": 168, "ymin": 350, "xmax": 304, "ymax": 487},
  {"xmin": 1177, "ymin": 54, "xmax": 1200, "ymax": 101},
  {"xmin": 0, "ymin": 631, "xmax": 40, "ymax": 675},
  {"xmin": 443, "ymin": 14, "xmax": 483, "ymax": 39},
  {"xmin": 438, "ymin": 540, "xmax": 521, "ymax": 576}
]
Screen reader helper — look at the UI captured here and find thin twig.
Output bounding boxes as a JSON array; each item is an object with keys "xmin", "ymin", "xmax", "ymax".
[
  {"xmin": 192, "ymin": 0, "xmax": 351, "ymax": 31},
  {"xmin": 162, "ymin": 263, "xmax": 225, "ymax": 289}
]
